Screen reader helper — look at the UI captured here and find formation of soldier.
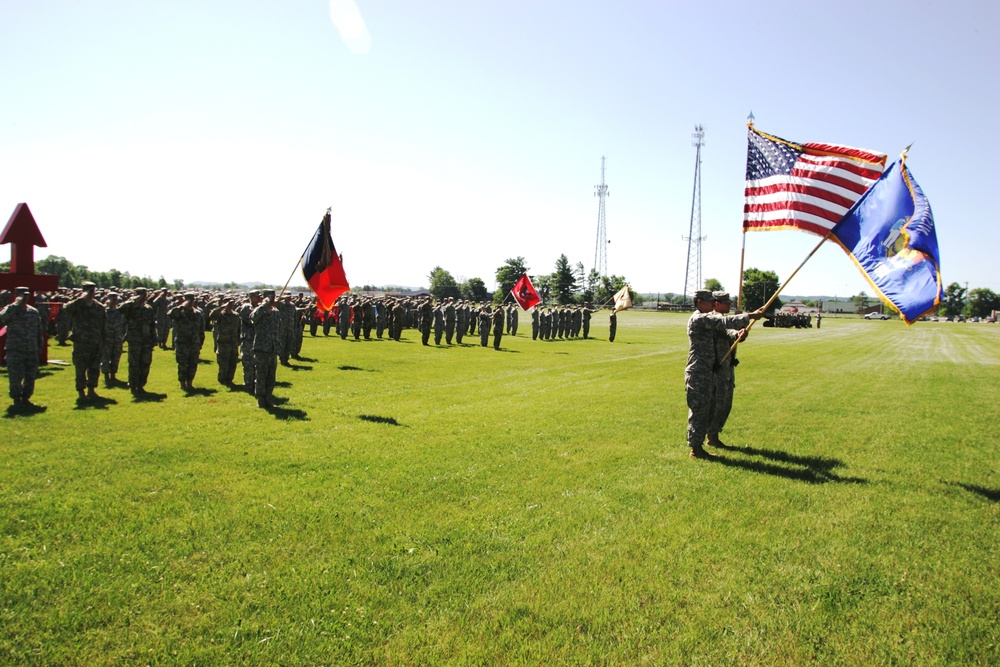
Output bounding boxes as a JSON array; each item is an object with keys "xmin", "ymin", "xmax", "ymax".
[
  {"xmin": 764, "ymin": 311, "xmax": 813, "ymax": 328},
  {"xmin": 4, "ymin": 285, "xmax": 619, "ymax": 411}
]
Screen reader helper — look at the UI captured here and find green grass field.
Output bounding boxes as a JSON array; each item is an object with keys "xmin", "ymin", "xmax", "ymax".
[{"xmin": 2, "ymin": 313, "xmax": 998, "ymax": 666}]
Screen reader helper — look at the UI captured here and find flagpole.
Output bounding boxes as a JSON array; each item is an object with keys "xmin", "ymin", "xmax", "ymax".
[
  {"xmin": 738, "ymin": 113, "xmax": 755, "ymax": 312},
  {"xmin": 719, "ymin": 228, "xmax": 834, "ymax": 365},
  {"xmin": 279, "ymin": 257, "xmax": 304, "ymax": 299}
]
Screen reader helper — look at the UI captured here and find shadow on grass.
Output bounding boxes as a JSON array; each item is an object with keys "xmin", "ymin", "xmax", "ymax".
[
  {"xmin": 950, "ymin": 482, "xmax": 1000, "ymax": 502},
  {"xmin": 263, "ymin": 405, "xmax": 308, "ymax": 421},
  {"xmin": 274, "ymin": 381, "xmax": 292, "ymax": 388},
  {"xmin": 4, "ymin": 403, "xmax": 48, "ymax": 418},
  {"xmin": 104, "ymin": 378, "xmax": 129, "ymax": 390},
  {"xmin": 133, "ymin": 391, "xmax": 167, "ymax": 403},
  {"xmin": 184, "ymin": 386, "xmax": 218, "ymax": 398},
  {"xmin": 713, "ymin": 443, "xmax": 867, "ymax": 485},
  {"xmin": 339, "ymin": 365, "xmax": 379, "ymax": 372},
  {"xmin": 37, "ymin": 366, "xmax": 68, "ymax": 378},
  {"xmin": 286, "ymin": 364, "xmax": 313, "ymax": 371},
  {"xmin": 493, "ymin": 348, "xmax": 521, "ymax": 353},
  {"xmin": 358, "ymin": 414, "xmax": 404, "ymax": 426},
  {"xmin": 294, "ymin": 355, "xmax": 318, "ymax": 362},
  {"xmin": 73, "ymin": 395, "xmax": 119, "ymax": 411}
]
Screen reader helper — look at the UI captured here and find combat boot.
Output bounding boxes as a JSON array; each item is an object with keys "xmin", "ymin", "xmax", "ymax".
[
  {"xmin": 87, "ymin": 388, "xmax": 100, "ymax": 399},
  {"xmin": 707, "ymin": 434, "xmax": 726, "ymax": 448}
]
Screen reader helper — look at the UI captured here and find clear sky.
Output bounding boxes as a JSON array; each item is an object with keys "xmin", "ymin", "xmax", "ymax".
[{"xmin": 2, "ymin": 0, "xmax": 997, "ymax": 299}]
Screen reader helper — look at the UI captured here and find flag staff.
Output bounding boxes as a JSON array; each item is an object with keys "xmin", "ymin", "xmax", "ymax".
[
  {"xmin": 737, "ymin": 112, "xmax": 755, "ymax": 312},
  {"xmin": 278, "ymin": 258, "xmax": 303, "ymax": 299},
  {"xmin": 721, "ymin": 227, "xmax": 834, "ymax": 365}
]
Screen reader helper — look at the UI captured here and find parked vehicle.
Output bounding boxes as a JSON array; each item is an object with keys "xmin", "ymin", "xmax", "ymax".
[{"xmin": 864, "ymin": 312, "xmax": 890, "ymax": 320}]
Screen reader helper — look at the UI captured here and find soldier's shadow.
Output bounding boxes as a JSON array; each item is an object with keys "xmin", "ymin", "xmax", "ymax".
[
  {"xmin": 73, "ymin": 396, "xmax": 118, "ymax": 411},
  {"xmin": 133, "ymin": 391, "xmax": 167, "ymax": 403},
  {"xmin": 184, "ymin": 387, "xmax": 218, "ymax": 397},
  {"xmin": 4, "ymin": 404, "xmax": 48, "ymax": 418},
  {"xmin": 287, "ymin": 364, "xmax": 313, "ymax": 371},
  {"xmin": 358, "ymin": 414, "xmax": 404, "ymax": 426},
  {"xmin": 949, "ymin": 481, "xmax": 1000, "ymax": 502},
  {"xmin": 713, "ymin": 443, "xmax": 867, "ymax": 485},
  {"xmin": 263, "ymin": 405, "xmax": 308, "ymax": 421}
]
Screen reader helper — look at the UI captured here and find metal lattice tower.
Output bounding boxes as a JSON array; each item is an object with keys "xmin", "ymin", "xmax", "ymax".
[
  {"xmin": 593, "ymin": 156, "xmax": 609, "ymax": 277},
  {"xmin": 682, "ymin": 125, "xmax": 707, "ymax": 304}
]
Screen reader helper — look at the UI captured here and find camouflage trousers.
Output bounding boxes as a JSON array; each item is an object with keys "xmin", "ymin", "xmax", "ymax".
[
  {"xmin": 216, "ymin": 343, "xmax": 238, "ymax": 385},
  {"xmin": 6, "ymin": 351, "xmax": 38, "ymax": 400},
  {"xmin": 686, "ymin": 371, "xmax": 716, "ymax": 448},
  {"xmin": 254, "ymin": 351, "xmax": 276, "ymax": 399},
  {"xmin": 101, "ymin": 340, "xmax": 124, "ymax": 376},
  {"xmin": 72, "ymin": 342, "xmax": 102, "ymax": 391},
  {"xmin": 709, "ymin": 368, "xmax": 735, "ymax": 436},
  {"xmin": 241, "ymin": 339, "xmax": 255, "ymax": 391},
  {"xmin": 174, "ymin": 344, "xmax": 201, "ymax": 383},
  {"xmin": 127, "ymin": 342, "xmax": 154, "ymax": 391}
]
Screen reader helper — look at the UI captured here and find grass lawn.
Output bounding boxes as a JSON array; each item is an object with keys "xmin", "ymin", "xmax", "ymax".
[{"xmin": 2, "ymin": 312, "xmax": 998, "ymax": 665}]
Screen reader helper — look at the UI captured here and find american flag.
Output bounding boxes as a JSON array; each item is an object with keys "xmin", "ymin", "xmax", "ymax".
[{"xmin": 744, "ymin": 126, "xmax": 887, "ymax": 236}]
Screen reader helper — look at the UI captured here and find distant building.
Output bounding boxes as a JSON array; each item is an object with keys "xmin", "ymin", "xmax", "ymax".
[{"xmin": 819, "ymin": 299, "xmax": 859, "ymax": 314}]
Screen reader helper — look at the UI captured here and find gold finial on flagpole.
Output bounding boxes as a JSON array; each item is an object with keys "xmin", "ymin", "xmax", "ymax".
[{"xmin": 747, "ymin": 110, "xmax": 755, "ymax": 128}]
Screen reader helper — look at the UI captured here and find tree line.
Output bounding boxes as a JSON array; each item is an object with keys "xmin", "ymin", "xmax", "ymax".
[
  {"xmin": 425, "ymin": 255, "xmax": 636, "ymax": 308},
  {"xmin": 0, "ymin": 255, "xmax": 185, "ymax": 290}
]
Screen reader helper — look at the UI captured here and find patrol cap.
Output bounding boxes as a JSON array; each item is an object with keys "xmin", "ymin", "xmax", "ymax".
[
  {"xmin": 81, "ymin": 281, "xmax": 97, "ymax": 291},
  {"xmin": 713, "ymin": 291, "xmax": 731, "ymax": 304},
  {"xmin": 106, "ymin": 292, "xmax": 120, "ymax": 300},
  {"xmin": 262, "ymin": 289, "xmax": 276, "ymax": 297},
  {"xmin": 135, "ymin": 287, "xmax": 148, "ymax": 295},
  {"xmin": 248, "ymin": 289, "xmax": 261, "ymax": 298},
  {"xmin": 183, "ymin": 292, "xmax": 196, "ymax": 300},
  {"xmin": 15, "ymin": 286, "xmax": 31, "ymax": 296},
  {"xmin": 694, "ymin": 290, "xmax": 715, "ymax": 302}
]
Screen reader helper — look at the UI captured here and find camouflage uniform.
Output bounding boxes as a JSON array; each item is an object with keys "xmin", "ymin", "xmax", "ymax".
[
  {"xmin": 492, "ymin": 307, "xmax": 505, "ymax": 350},
  {"xmin": 582, "ymin": 306, "xmax": 594, "ymax": 339},
  {"xmin": 433, "ymin": 304, "xmax": 444, "ymax": 345},
  {"xmin": 119, "ymin": 293, "xmax": 157, "ymax": 393},
  {"xmin": 251, "ymin": 297, "xmax": 280, "ymax": 406},
  {"xmin": 531, "ymin": 307, "xmax": 540, "ymax": 340},
  {"xmin": 444, "ymin": 300, "xmax": 456, "ymax": 344},
  {"xmin": 478, "ymin": 308, "xmax": 491, "ymax": 347},
  {"xmin": 238, "ymin": 293, "xmax": 260, "ymax": 391},
  {"xmin": 152, "ymin": 290, "xmax": 171, "ymax": 348},
  {"xmin": 419, "ymin": 299, "xmax": 432, "ymax": 346},
  {"xmin": 0, "ymin": 295, "xmax": 45, "ymax": 404},
  {"xmin": 686, "ymin": 308, "xmax": 749, "ymax": 451},
  {"xmin": 508, "ymin": 305, "xmax": 519, "ymax": 336},
  {"xmin": 209, "ymin": 305, "xmax": 241, "ymax": 385},
  {"xmin": 277, "ymin": 298, "xmax": 297, "ymax": 364},
  {"xmin": 101, "ymin": 299, "xmax": 126, "ymax": 380},
  {"xmin": 609, "ymin": 311, "xmax": 617, "ymax": 342},
  {"xmin": 168, "ymin": 300, "xmax": 206, "ymax": 388},
  {"xmin": 63, "ymin": 292, "xmax": 107, "ymax": 394}
]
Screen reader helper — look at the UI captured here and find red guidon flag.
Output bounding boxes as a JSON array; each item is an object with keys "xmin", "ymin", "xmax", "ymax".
[
  {"xmin": 511, "ymin": 273, "xmax": 541, "ymax": 310},
  {"xmin": 301, "ymin": 211, "xmax": 350, "ymax": 310}
]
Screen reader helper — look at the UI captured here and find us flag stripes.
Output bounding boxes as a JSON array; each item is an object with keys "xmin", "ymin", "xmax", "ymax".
[{"xmin": 743, "ymin": 126, "xmax": 887, "ymax": 237}]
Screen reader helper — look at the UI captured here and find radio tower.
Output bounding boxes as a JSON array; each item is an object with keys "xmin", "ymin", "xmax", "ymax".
[
  {"xmin": 682, "ymin": 125, "xmax": 706, "ymax": 304},
  {"xmin": 593, "ymin": 156, "xmax": 609, "ymax": 277}
]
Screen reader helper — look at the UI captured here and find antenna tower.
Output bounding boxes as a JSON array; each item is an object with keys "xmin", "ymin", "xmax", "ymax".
[
  {"xmin": 682, "ymin": 125, "xmax": 706, "ymax": 304},
  {"xmin": 593, "ymin": 156, "xmax": 609, "ymax": 277}
]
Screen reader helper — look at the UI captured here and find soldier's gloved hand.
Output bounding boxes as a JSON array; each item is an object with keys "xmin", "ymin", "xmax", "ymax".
[{"xmin": 737, "ymin": 328, "xmax": 748, "ymax": 342}]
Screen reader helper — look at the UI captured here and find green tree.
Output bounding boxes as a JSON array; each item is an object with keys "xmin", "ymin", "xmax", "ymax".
[
  {"xmin": 553, "ymin": 254, "xmax": 576, "ymax": 304},
  {"xmin": 460, "ymin": 277, "xmax": 489, "ymax": 302},
  {"xmin": 534, "ymin": 274, "xmax": 553, "ymax": 304},
  {"xmin": 428, "ymin": 266, "xmax": 460, "ymax": 301},
  {"xmin": 965, "ymin": 287, "xmax": 1000, "ymax": 318},
  {"xmin": 740, "ymin": 268, "xmax": 782, "ymax": 312},
  {"xmin": 851, "ymin": 291, "xmax": 871, "ymax": 312},
  {"xmin": 704, "ymin": 278, "xmax": 723, "ymax": 292},
  {"xmin": 939, "ymin": 282, "xmax": 966, "ymax": 317},
  {"xmin": 495, "ymin": 257, "xmax": 528, "ymax": 300}
]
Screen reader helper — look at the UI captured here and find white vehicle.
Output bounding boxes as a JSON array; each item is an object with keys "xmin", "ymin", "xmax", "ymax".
[{"xmin": 864, "ymin": 312, "xmax": 890, "ymax": 320}]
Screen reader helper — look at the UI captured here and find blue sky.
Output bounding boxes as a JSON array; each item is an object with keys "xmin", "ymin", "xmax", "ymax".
[{"xmin": 2, "ymin": 0, "xmax": 997, "ymax": 298}]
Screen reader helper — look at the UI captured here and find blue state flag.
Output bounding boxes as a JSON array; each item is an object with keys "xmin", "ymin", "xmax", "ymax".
[{"xmin": 830, "ymin": 158, "xmax": 942, "ymax": 325}]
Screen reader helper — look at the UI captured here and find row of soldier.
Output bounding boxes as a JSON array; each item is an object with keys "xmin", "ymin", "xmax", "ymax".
[{"xmin": 2, "ymin": 286, "xmax": 618, "ymax": 411}]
